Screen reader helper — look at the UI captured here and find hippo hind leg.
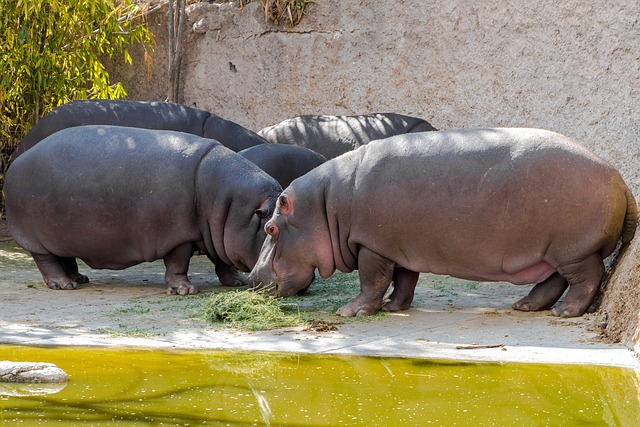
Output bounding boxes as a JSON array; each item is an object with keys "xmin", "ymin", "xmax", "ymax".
[
  {"xmin": 552, "ymin": 254, "xmax": 605, "ymax": 317},
  {"xmin": 513, "ymin": 273, "xmax": 568, "ymax": 312},
  {"xmin": 383, "ymin": 267, "xmax": 419, "ymax": 312},
  {"xmin": 32, "ymin": 253, "xmax": 82, "ymax": 290}
]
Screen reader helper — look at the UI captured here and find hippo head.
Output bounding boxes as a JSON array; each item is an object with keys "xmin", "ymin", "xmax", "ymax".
[
  {"xmin": 249, "ymin": 190, "xmax": 335, "ymax": 297},
  {"xmin": 199, "ymin": 161, "xmax": 282, "ymax": 273}
]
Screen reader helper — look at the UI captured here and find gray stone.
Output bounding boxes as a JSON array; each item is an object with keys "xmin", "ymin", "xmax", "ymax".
[{"xmin": 0, "ymin": 361, "xmax": 68, "ymax": 384}]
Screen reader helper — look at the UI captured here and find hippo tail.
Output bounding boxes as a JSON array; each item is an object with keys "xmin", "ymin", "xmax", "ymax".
[{"xmin": 621, "ymin": 188, "xmax": 638, "ymax": 245}]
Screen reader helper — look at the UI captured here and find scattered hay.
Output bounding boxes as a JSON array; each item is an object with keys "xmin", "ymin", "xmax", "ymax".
[
  {"xmin": 202, "ymin": 289, "xmax": 302, "ymax": 331},
  {"xmin": 303, "ymin": 320, "xmax": 342, "ymax": 332}
]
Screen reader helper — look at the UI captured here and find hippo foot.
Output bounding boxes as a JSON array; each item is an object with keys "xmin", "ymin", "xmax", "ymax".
[
  {"xmin": 513, "ymin": 273, "xmax": 568, "ymax": 312},
  {"xmin": 550, "ymin": 302, "xmax": 587, "ymax": 318},
  {"xmin": 219, "ymin": 271, "xmax": 249, "ymax": 287},
  {"xmin": 336, "ymin": 300, "xmax": 380, "ymax": 317},
  {"xmin": 46, "ymin": 280, "xmax": 79, "ymax": 290},
  {"xmin": 166, "ymin": 282, "xmax": 198, "ymax": 296},
  {"xmin": 69, "ymin": 273, "xmax": 90, "ymax": 284},
  {"xmin": 381, "ymin": 298, "xmax": 411, "ymax": 312},
  {"xmin": 512, "ymin": 297, "xmax": 548, "ymax": 312}
]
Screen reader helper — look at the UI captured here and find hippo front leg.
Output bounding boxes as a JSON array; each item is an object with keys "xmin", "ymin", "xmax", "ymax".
[
  {"xmin": 164, "ymin": 243, "xmax": 198, "ymax": 295},
  {"xmin": 336, "ymin": 247, "xmax": 394, "ymax": 317},
  {"xmin": 32, "ymin": 253, "xmax": 82, "ymax": 290},
  {"xmin": 211, "ymin": 257, "xmax": 249, "ymax": 287}
]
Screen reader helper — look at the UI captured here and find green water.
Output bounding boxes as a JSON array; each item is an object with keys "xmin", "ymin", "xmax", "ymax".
[{"xmin": 0, "ymin": 346, "xmax": 638, "ymax": 426}]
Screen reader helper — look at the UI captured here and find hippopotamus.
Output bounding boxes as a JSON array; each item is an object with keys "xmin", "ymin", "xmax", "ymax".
[
  {"xmin": 9, "ymin": 99, "xmax": 266, "ymax": 162},
  {"xmin": 238, "ymin": 144, "xmax": 326, "ymax": 188},
  {"xmin": 249, "ymin": 128, "xmax": 638, "ymax": 318},
  {"xmin": 257, "ymin": 113, "xmax": 437, "ymax": 159},
  {"xmin": 5, "ymin": 125, "xmax": 281, "ymax": 295}
]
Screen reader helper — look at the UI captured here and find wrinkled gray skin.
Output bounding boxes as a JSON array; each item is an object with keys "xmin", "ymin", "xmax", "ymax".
[
  {"xmin": 238, "ymin": 144, "xmax": 327, "ymax": 188},
  {"xmin": 250, "ymin": 128, "xmax": 638, "ymax": 318},
  {"xmin": 257, "ymin": 113, "xmax": 437, "ymax": 159},
  {"xmin": 10, "ymin": 100, "xmax": 266, "ymax": 162},
  {"xmin": 5, "ymin": 126, "xmax": 281, "ymax": 295}
]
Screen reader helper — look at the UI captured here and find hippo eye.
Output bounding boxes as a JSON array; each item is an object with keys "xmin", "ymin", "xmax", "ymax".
[{"xmin": 265, "ymin": 221, "xmax": 280, "ymax": 240}]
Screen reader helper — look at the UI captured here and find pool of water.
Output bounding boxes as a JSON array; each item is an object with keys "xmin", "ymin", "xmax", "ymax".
[{"xmin": 0, "ymin": 345, "xmax": 638, "ymax": 426}]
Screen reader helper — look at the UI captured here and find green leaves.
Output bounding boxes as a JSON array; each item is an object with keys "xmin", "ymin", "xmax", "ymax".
[
  {"xmin": 0, "ymin": 0, "xmax": 151, "ymax": 212},
  {"xmin": 202, "ymin": 289, "xmax": 303, "ymax": 331},
  {"xmin": 0, "ymin": 0, "xmax": 151, "ymax": 148}
]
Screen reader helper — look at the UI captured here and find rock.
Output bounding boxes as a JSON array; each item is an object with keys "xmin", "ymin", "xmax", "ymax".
[{"xmin": 0, "ymin": 361, "xmax": 68, "ymax": 383}]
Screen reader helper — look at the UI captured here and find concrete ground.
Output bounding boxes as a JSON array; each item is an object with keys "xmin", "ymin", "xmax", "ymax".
[{"xmin": 1, "ymin": 228, "xmax": 638, "ymax": 369}]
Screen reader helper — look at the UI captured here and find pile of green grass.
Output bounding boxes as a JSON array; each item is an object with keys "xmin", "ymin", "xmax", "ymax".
[
  {"xmin": 202, "ymin": 289, "xmax": 302, "ymax": 331},
  {"xmin": 201, "ymin": 272, "xmax": 386, "ymax": 331}
]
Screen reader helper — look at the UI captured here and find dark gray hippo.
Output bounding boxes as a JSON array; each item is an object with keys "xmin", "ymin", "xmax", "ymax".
[
  {"xmin": 249, "ymin": 128, "xmax": 637, "ymax": 318},
  {"xmin": 9, "ymin": 99, "xmax": 266, "ymax": 162},
  {"xmin": 257, "ymin": 113, "xmax": 437, "ymax": 159},
  {"xmin": 5, "ymin": 125, "xmax": 281, "ymax": 295},
  {"xmin": 238, "ymin": 144, "xmax": 326, "ymax": 188}
]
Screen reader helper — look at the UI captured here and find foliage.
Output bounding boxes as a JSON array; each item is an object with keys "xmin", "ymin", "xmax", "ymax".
[
  {"xmin": 201, "ymin": 272, "xmax": 385, "ymax": 331},
  {"xmin": 202, "ymin": 289, "xmax": 303, "ymax": 331},
  {"xmin": 0, "ymin": 0, "xmax": 151, "ymax": 213}
]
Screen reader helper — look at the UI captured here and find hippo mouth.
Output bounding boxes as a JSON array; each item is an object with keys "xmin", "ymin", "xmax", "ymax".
[{"xmin": 272, "ymin": 273, "xmax": 315, "ymax": 298}]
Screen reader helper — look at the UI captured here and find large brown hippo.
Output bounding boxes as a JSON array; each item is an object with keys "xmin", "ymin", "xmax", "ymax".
[
  {"xmin": 249, "ymin": 128, "xmax": 638, "ymax": 318},
  {"xmin": 257, "ymin": 113, "xmax": 437, "ymax": 159},
  {"xmin": 9, "ymin": 99, "xmax": 267, "ymax": 162},
  {"xmin": 5, "ymin": 125, "xmax": 281, "ymax": 295}
]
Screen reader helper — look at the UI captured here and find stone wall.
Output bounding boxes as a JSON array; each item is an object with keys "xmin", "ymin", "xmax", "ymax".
[{"xmin": 112, "ymin": 0, "xmax": 640, "ymax": 347}]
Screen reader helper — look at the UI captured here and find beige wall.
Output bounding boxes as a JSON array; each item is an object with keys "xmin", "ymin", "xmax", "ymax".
[{"xmin": 117, "ymin": 0, "xmax": 639, "ymax": 192}]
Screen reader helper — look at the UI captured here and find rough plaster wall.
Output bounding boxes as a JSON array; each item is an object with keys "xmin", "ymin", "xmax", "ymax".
[
  {"xmin": 113, "ymin": 0, "xmax": 640, "ymax": 347},
  {"xmin": 119, "ymin": 0, "xmax": 639, "ymax": 192},
  {"xmin": 597, "ymin": 237, "xmax": 640, "ymax": 353}
]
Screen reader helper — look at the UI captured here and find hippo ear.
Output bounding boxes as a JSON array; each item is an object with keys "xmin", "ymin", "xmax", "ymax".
[{"xmin": 277, "ymin": 194, "xmax": 294, "ymax": 216}]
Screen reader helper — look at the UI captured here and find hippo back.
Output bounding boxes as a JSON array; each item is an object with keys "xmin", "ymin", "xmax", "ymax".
[
  {"xmin": 238, "ymin": 144, "xmax": 326, "ymax": 188},
  {"xmin": 10, "ymin": 100, "xmax": 266, "ymax": 162},
  {"xmin": 257, "ymin": 113, "xmax": 437, "ymax": 159}
]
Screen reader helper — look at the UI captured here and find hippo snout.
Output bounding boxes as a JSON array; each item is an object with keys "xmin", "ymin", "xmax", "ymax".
[{"xmin": 248, "ymin": 272, "xmax": 273, "ymax": 291}]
